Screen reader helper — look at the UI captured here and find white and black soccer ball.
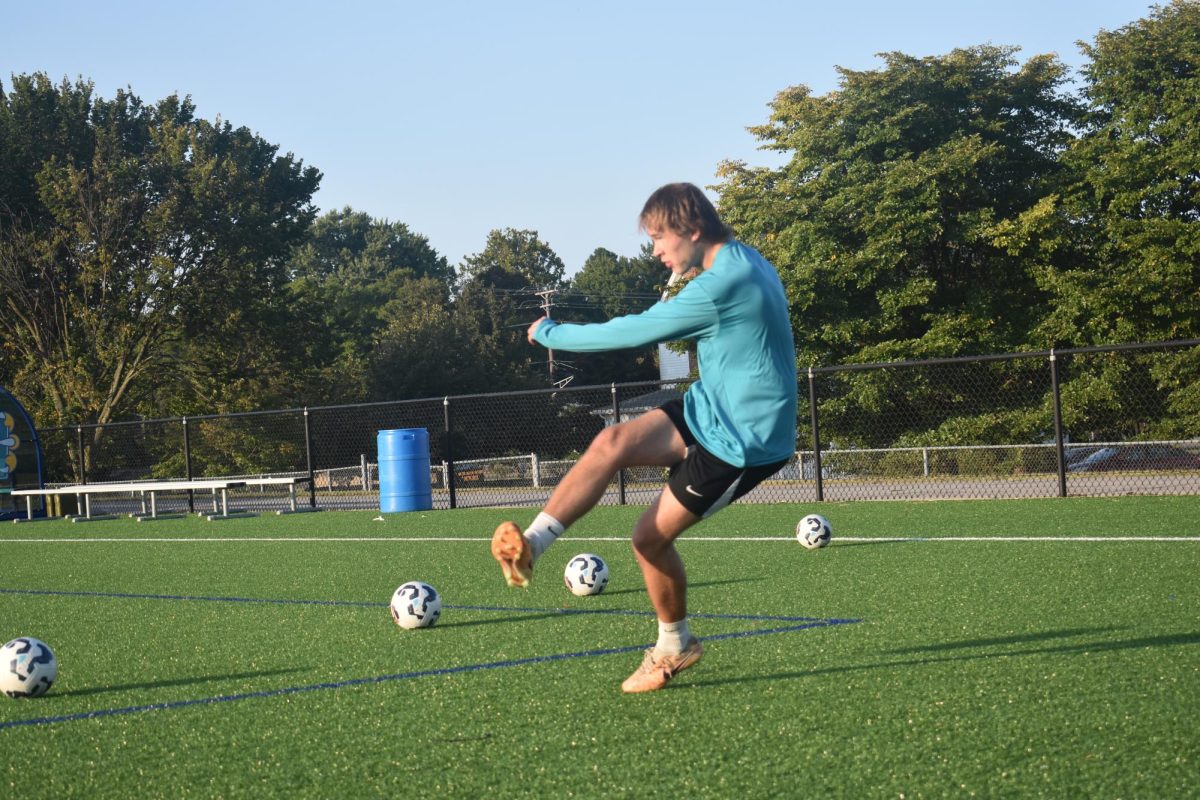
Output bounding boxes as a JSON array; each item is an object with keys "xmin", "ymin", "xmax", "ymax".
[
  {"xmin": 390, "ymin": 581, "xmax": 442, "ymax": 629},
  {"xmin": 1, "ymin": 637, "xmax": 57, "ymax": 698},
  {"xmin": 564, "ymin": 553, "xmax": 609, "ymax": 597},
  {"xmin": 796, "ymin": 514, "xmax": 832, "ymax": 550}
]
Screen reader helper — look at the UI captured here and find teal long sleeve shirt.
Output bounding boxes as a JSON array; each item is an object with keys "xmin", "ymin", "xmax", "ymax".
[{"xmin": 533, "ymin": 241, "xmax": 798, "ymax": 468}]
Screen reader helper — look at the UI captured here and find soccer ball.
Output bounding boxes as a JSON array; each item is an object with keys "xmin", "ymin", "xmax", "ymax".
[
  {"xmin": 390, "ymin": 581, "xmax": 442, "ymax": 629},
  {"xmin": 796, "ymin": 514, "xmax": 832, "ymax": 549},
  {"xmin": 1, "ymin": 637, "xmax": 57, "ymax": 698},
  {"xmin": 564, "ymin": 553, "xmax": 609, "ymax": 597}
]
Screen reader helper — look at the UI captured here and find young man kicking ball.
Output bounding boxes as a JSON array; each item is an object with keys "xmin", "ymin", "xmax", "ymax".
[{"xmin": 492, "ymin": 182, "xmax": 798, "ymax": 692}]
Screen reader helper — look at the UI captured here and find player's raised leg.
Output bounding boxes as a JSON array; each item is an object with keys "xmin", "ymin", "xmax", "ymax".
[{"xmin": 492, "ymin": 409, "xmax": 687, "ymax": 587}]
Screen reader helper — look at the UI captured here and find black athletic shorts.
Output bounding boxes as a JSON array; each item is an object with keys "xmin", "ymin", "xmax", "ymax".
[{"xmin": 659, "ymin": 399, "xmax": 789, "ymax": 518}]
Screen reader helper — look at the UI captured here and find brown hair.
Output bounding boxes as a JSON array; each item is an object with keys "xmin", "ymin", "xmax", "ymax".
[{"xmin": 638, "ymin": 182, "xmax": 731, "ymax": 243}]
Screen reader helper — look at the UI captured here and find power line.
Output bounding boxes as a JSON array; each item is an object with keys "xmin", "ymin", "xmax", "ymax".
[{"xmin": 487, "ymin": 287, "xmax": 664, "ymax": 302}]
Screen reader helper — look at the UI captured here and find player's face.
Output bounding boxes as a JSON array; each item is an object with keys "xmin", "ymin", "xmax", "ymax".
[{"xmin": 647, "ymin": 225, "xmax": 703, "ymax": 276}]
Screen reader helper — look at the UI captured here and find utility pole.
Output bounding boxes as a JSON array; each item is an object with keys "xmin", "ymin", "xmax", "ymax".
[{"xmin": 535, "ymin": 288, "xmax": 557, "ymax": 384}]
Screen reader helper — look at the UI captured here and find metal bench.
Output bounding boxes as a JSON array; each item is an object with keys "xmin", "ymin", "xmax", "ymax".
[{"xmin": 12, "ymin": 476, "xmax": 312, "ymax": 522}]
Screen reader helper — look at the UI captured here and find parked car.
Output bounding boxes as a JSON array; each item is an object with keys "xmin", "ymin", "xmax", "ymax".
[
  {"xmin": 1066, "ymin": 444, "xmax": 1200, "ymax": 472},
  {"xmin": 1063, "ymin": 445, "xmax": 1106, "ymax": 466}
]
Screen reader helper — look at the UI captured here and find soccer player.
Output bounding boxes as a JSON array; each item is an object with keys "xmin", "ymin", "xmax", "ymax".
[{"xmin": 492, "ymin": 182, "xmax": 798, "ymax": 692}]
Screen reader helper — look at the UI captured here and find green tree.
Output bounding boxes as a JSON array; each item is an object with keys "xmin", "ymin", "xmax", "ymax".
[
  {"xmin": 719, "ymin": 45, "xmax": 1080, "ymax": 366},
  {"xmin": 449, "ymin": 277, "xmax": 544, "ymax": 391},
  {"xmin": 448, "ymin": 229, "xmax": 564, "ymax": 391},
  {"xmin": 284, "ymin": 208, "xmax": 452, "ymax": 404},
  {"xmin": 457, "ymin": 227, "xmax": 566, "ymax": 291},
  {"xmin": 370, "ymin": 276, "xmax": 462, "ymax": 399},
  {"xmin": 0, "ymin": 74, "xmax": 320, "ymax": 433},
  {"xmin": 556, "ymin": 244, "xmax": 664, "ymax": 384},
  {"xmin": 569, "ymin": 245, "xmax": 663, "ymax": 319},
  {"xmin": 288, "ymin": 207, "xmax": 453, "ymax": 286},
  {"xmin": 1031, "ymin": 1, "xmax": 1200, "ymax": 440},
  {"xmin": 716, "ymin": 45, "xmax": 1082, "ymax": 446},
  {"xmin": 1037, "ymin": 0, "xmax": 1200, "ymax": 347}
]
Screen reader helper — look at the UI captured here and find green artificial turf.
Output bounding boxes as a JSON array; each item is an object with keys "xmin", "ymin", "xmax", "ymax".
[{"xmin": 1, "ymin": 497, "xmax": 1197, "ymax": 797}]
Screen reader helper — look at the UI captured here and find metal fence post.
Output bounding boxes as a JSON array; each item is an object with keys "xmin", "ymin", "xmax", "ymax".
[
  {"xmin": 76, "ymin": 425, "xmax": 87, "ymax": 485},
  {"xmin": 444, "ymin": 397, "xmax": 457, "ymax": 510},
  {"xmin": 303, "ymin": 407, "xmax": 316, "ymax": 508},
  {"xmin": 183, "ymin": 417, "xmax": 195, "ymax": 513},
  {"xmin": 612, "ymin": 383, "xmax": 626, "ymax": 505},
  {"xmin": 808, "ymin": 368, "xmax": 824, "ymax": 502},
  {"xmin": 1050, "ymin": 349, "xmax": 1067, "ymax": 498}
]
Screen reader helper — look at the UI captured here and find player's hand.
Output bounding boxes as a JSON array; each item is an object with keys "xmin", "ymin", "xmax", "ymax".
[{"xmin": 527, "ymin": 316, "xmax": 548, "ymax": 344}]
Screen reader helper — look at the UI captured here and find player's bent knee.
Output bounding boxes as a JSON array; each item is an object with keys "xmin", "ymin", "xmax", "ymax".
[
  {"xmin": 587, "ymin": 424, "xmax": 631, "ymax": 463},
  {"xmin": 631, "ymin": 528, "xmax": 670, "ymax": 560}
]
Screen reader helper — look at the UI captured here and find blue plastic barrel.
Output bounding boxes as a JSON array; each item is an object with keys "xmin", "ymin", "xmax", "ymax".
[{"xmin": 378, "ymin": 428, "xmax": 432, "ymax": 513}]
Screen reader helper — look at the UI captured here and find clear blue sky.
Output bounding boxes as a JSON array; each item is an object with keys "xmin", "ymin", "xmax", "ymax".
[{"xmin": 4, "ymin": 0, "xmax": 1155, "ymax": 275}]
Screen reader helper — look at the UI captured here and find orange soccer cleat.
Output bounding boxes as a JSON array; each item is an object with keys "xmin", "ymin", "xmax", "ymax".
[
  {"xmin": 491, "ymin": 520, "xmax": 533, "ymax": 588},
  {"xmin": 620, "ymin": 637, "xmax": 704, "ymax": 693}
]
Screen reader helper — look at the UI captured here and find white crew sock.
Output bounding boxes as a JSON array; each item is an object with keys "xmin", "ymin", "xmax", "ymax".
[
  {"xmin": 656, "ymin": 618, "xmax": 692, "ymax": 655},
  {"xmin": 523, "ymin": 512, "xmax": 565, "ymax": 562}
]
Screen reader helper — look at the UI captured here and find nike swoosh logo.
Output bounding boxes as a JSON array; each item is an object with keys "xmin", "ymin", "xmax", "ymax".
[{"xmin": 685, "ymin": 485, "xmax": 704, "ymax": 497}]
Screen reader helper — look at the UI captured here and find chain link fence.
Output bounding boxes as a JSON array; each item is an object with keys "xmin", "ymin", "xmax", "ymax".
[{"xmin": 30, "ymin": 339, "xmax": 1200, "ymax": 516}]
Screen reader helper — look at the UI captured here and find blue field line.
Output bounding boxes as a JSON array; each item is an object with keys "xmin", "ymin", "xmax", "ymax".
[
  {"xmin": 0, "ymin": 588, "xmax": 829, "ymax": 623},
  {"xmin": 0, "ymin": 643, "xmax": 649, "ymax": 731},
  {"xmin": 0, "ymin": 618, "xmax": 861, "ymax": 731},
  {"xmin": 0, "ymin": 587, "xmax": 861, "ymax": 730}
]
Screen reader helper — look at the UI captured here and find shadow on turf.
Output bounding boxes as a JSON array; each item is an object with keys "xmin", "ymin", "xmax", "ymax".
[
  {"xmin": 597, "ymin": 576, "xmax": 763, "ymax": 598},
  {"xmin": 55, "ymin": 666, "xmax": 311, "ymax": 698},
  {"xmin": 437, "ymin": 611, "xmax": 571, "ymax": 629},
  {"xmin": 884, "ymin": 626, "xmax": 1122, "ymax": 654},
  {"xmin": 436, "ymin": 577, "xmax": 764, "ymax": 628},
  {"xmin": 684, "ymin": 629, "xmax": 1200, "ymax": 688}
]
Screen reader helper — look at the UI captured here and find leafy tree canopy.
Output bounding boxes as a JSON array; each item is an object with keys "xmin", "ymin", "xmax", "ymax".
[
  {"xmin": 569, "ymin": 245, "xmax": 664, "ymax": 319},
  {"xmin": 0, "ymin": 73, "xmax": 321, "ymax": 427},
  {"xmin": 717, "ymin": 45, "xmax": 1082, "ymax": 369},
  {"xmin": 1034, "ymin": 0, "xmax": 1200, "ymax": 347},
  {"xmin": 288, "ymin": 206, "xmax": 452, "ymax": 287},
  {"xmin": 458, "ymin": 227, "xmax": 566, "ymax": 291},
  {"xmin": 551, "ymin": 244, "xmax": 665, "ymax": 384}
]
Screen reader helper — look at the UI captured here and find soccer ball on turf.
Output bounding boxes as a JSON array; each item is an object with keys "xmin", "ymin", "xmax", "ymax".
[
  {"xmin": 564, "ymin": 553, "xmax": 609, "ymax": 597},
  {"xmin": 1, "ymin": 637, "xmax": 57, "ymax": 698},
  {"xmin": 796, "ymin": 514, "xmax": 832, "ymax": 549},
  {"xmin": 390, "ymin": 581, "xmax": 442, "ymax": 629}
]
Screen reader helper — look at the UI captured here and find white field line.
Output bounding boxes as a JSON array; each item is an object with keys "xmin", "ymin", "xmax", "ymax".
[{"xmin": 1, "ymin": 536, "xmax": 1199, "ymax": 543}]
